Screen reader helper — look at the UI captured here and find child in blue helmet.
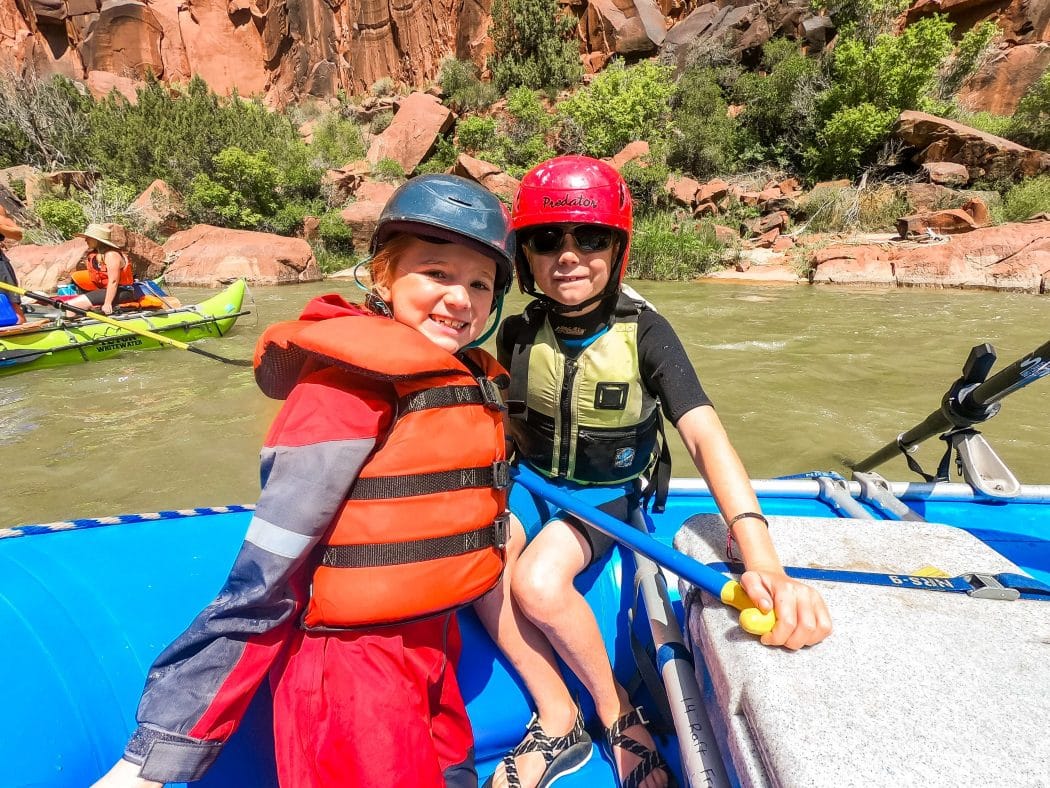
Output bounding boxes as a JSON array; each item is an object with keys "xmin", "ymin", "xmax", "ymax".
[
  {"xmin": 93, "ymin": 175, "xmax": 516, "ymax": 788},
  {"xmin": 476, "ymin": 156, "xmax": 831, "ymax": 788}
]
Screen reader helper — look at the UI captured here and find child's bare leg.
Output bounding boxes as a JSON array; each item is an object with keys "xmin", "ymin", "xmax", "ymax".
[
  {"xmin": 513, "ymin": 518, "xmax": 669, "ymax": 788},
  {"xmin": 473, "ymin": 516, "xmax": 580, "ymax": 788}
]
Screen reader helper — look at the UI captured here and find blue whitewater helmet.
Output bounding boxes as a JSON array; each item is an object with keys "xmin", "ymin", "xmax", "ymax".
[{"xmin": 370, "ymin": 174, "xmax": 515, "ymax": 306}]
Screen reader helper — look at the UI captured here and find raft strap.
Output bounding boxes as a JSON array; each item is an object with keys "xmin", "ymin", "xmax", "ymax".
[
  {"xmin": 707, "ymin": 562, "xmax": 1050, "ymax": 602},
  {"xmin": 349, "ymin": 461, "xmax": 510, "ymax": 499},
  {"xmin": 321, "ymin": 513, "xmax": 509, "ymax": 567}
]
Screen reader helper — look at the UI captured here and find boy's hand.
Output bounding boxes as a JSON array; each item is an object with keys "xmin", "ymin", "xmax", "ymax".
[{"xmin": 739, "ymin": 570, "xmax": 832, "ymax": 650}]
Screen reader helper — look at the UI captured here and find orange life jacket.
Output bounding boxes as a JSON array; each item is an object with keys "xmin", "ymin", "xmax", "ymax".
[
  {"xmin": 82, "ymin": 249, "xmax": 134, "ymax": 289},
  {"xmin": 255, "ymin": 305, "xmax": 509, "ymax": 628}
]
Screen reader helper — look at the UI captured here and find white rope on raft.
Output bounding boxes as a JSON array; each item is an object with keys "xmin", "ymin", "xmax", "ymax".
[{"xmin": 0, "ymin": 504, "xmax": 256, "ymax": 540}]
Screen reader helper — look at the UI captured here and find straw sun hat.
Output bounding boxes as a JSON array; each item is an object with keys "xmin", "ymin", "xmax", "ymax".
[{"xmin": 77, "ymin": 223, "xmax": 122, "ymax": 249}]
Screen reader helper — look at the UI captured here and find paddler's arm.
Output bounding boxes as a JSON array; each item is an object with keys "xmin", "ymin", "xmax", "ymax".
[
  {"xmin": 102, "ymin": 250, "xmax": 122, "ymax": 314},
  {"xmin": 674, "ymin": 404, "xmax": 832, "ymax": 649}
]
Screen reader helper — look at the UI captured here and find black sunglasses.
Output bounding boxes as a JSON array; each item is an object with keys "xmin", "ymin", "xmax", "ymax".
[{"xmin": 523, "ymin": 225, "xmax": 615, "ymax": 255}]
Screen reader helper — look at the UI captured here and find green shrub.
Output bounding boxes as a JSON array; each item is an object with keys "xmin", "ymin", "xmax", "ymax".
[
  {"xmin": 82, "ymin": 76, "xmax": 311, "ymax": 195},
  {"xmin": 628, "ymin": 212, "xmax": 731, "ymax": 280},
  {"xmin": 81, "ymin": 180, "xmax": 143, "ymax": 229},
  {"xmin": 953, "ymin": 109, "xmax": 1013, "ymax": 139},
  {"xmin": 457, "ymin": 116, "xmax": 498, "ymax": 153},
  {"xmin": 316, "ymin": 210, "xmax": 355, "ymax": 255},
  {"xmin": 370, "ymin": 110, "xmax": 393, "ymax": 136},
  {"xmin": 810, "ymin": 15, "xmax": 956, "ymax": 177},
  {"xmin": 371, "ymin": 78, "xmax": 395, "ymax": 97},
  {"xmin": 733, "ymin": 39, "xmax": 822, "ymax": 170},
  {"xmin": 373, "ymin": 157, "xmax": 406, "ymax": 180},
  {"xmin": 557, "ymin": 61, "xmax": 674, "ymax": 158},
  {"xmin": 490, "ymin": 0, "xmax": 582, "ymax": 93},
  {"xmin": 822, "ymin": 0, "xmax": 909, "ymax": 44},
  {"xmin": 807, "ymin": 103, "xmax": 898, "ymax": 178},
  {"xmin": 995, "ymin": 175, "xmax": 1050, "ymax": 222},
  {"xmin": 667, "ymin": 66, "xmax": 740, "ymax": 178},
  {"xmin": 620, "ymin": 154, "xmax": 670, "ymax": 216},
  {"xmin": 439, "ymin": 59, "xmax": 499, "ymax": 112},
  {"xmin": 416, "ymin": 136, "xmax": 458, "ymax": 175},
  {"xmin": 0, "ymin": 73, "xmax": 89, "ymax": 169},
  {"xmin": 498, "ymin": 88, "xmax": 555, "ymax": 174},
  {"xmin": 264, "ymin": 200, "xmax": 321, "ymax": 236},
  {"xmin": 1007, "ymin": 69, "xmax": 1050, "ymax": 152},
  {"xmin": 310, "ymin": 114, "xmax": 367, "ymax": 169},
  {"xmin": 937, "ymin": 20, "xmax": 999, "ymax": 99},
  {"xmin": 186, "ymin": 146, "xmax": 280, "ymax": 229},
  {"xmin": 34, "ymin": 197, "xmax": 87, "ymax": 239}
]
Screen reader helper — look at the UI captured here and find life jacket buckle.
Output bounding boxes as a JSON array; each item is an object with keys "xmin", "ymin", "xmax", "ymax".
[
  {"xmin": 492, "ymin": 460, "xmax": 511, "ymax": 489},
  {"xmin": 476, "ymin": 376, "xmax": 505, "ymax": 411},
  {"xmin": 493, "ymin": 512, "xmax": 510, "ymax": 548},
  {"xmin": 505, "ymin": 399, "xmax": 526, "ymax": 418}
]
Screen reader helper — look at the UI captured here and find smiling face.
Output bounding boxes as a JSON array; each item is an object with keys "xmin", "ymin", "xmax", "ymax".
[
  {"xmin": 374, "ymin": 237, "xmax": 497, "ymax": 354},
  {"xmin": 523, "ymin": 223, "xmax": 617, "ymax": 315}
]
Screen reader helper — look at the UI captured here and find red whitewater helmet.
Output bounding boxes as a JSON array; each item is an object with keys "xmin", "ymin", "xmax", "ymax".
[{"xmin": 512, "ymin": 155, "xmax": 633, "ymax": 299}]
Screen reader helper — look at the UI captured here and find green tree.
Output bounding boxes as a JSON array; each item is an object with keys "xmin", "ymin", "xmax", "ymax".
[
  {"xmin": 668, "ymin": 66, "xmax": 741, "ymax": 178},
  {"xmin": 557, "ymin": 61, "xmax": 674, "ymax": 158},
  {"xmin": 82, "ymin": 76, "xmax": 317, "ymax": 197},
  {"xmin": 733, "ymin": 39, "xmax": 822, "ymax": 170},
  {"xmin": 808, "ymin": 15, "xmax": 956, "ymax": 177},
  {"xmin": 490, "ymin": 0, "xmax": 582, "ymax": 93},
  {"xmin": 1007, "ymin": 69, "xmax": 1050, "ymax": 152},
  {"xmin": 186, "ymin": 147, "xmax": 281, "ymax": 229}
]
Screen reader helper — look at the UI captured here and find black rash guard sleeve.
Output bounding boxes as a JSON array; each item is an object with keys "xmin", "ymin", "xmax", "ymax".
[{"xmin": 637, "ymin": 308, "xmax": 712, "ymax": 425}]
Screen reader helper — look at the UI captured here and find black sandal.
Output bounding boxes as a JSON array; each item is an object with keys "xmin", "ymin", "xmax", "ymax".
[
  {"xmin": 483, "ymin": 709, "xmax": 592, "ymax": 788},
  {"xmin": 605, "ymin": 706, "xmax": 675, "ymax": 788}
]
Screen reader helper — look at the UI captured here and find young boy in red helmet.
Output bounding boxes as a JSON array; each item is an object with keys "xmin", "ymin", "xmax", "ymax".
[{"xmin": 481, "ymin": 156, "xmax": 832, "ymax": 788}]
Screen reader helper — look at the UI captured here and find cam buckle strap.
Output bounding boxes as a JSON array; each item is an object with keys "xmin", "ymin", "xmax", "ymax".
[
  {"xmin": 707, "ymin": 562, "xmax": 1050, "ymax": 602},
  {"xmin": 321, "ymin": 517, "xmax": 509, "ymax": 568},
  {"xmin": 398, "ymin": 382, "xmax": 502, "ymax": 414},
  {"xmin": 493, "ymin": 511, "xmax": 509, "ymax": 548},
  {"xmin": 349, "ymin": 461, "xmax": 511, "ymax": 499}
]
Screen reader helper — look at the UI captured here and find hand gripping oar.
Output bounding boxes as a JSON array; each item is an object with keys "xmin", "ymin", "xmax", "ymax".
[
  {"xmin": 853, "ymin": 339, "xmax": 1050, "ymax": 473},
  {"xmin": 510, "ymin": 467, "xmax": 776, "ymax": 636},
  {"xmin": 0, "ymin": 280, "xmax": 252, "ymax": 367}
]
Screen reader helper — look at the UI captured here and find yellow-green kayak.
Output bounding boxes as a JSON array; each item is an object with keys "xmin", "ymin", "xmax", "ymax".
[{"xmin": 0, "ymin": 280, "xmax": 248, "ymax": 376}]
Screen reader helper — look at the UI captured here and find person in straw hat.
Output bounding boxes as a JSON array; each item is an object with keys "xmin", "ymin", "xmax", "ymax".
[
  {"xmin": 64, "ymin": 223, "xmax": 136, "ymax": 315},
  {"xmin": 0, "ymin": 205, "xmax": 25, "ymax": 325}
]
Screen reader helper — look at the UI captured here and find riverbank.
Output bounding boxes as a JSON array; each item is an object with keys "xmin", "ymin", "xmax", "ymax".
[{"xmin": 702, "ymin": 220, "xmax": 1050, "ymax": 293}]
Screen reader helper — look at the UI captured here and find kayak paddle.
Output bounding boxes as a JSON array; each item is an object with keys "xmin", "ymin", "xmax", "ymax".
[
  {"xmin": 0, "ymin": 280, "xmax": 252, "ymax": 367},
  {"xmin": 853, "ymin": 339, "xmax": 1050, "ymax": 473},
  {"xmin": 510, "ymin": 466, "xmax": 776, "ymax": 636}
]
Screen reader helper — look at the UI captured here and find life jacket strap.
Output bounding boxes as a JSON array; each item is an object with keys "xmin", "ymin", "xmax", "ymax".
[
  {"xmin": 349, "ymin": 461, "xmax": 511, "ymax": 499},
  {"xmin": 321, "ymin": 513, "xmax": 509, "ymax": 568},
  {"xmin": 398, "ymin": 380, "xmax": 504, "ymax": 414}
]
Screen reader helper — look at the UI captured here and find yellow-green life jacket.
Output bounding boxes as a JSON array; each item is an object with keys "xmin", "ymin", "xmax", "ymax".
[{"xmin": 506, "ymin": 295, "xmax": 667, "ymax": 490}]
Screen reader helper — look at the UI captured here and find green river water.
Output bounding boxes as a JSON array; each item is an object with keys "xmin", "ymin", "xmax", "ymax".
[{"xmin": 1, "ymin": 280, "xmax": 1047, "ymax": 526}]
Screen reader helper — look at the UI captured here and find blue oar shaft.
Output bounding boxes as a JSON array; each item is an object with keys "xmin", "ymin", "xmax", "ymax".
[{"xmin": 510, "ymin": 467, "xmax": 727, "ymax": 598}]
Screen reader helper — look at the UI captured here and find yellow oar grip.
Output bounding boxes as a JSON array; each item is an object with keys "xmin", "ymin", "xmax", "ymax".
[{"xmin": 720, "ymin": 580, "xmax": 776, "ymax": 636}]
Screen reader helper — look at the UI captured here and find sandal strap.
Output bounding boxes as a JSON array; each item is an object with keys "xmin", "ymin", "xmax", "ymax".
[
  {"xmin": 501, "ymin": 752, "xmax": 523, "ymax": 788},
  {"xmin": 606, "ymin": 706, "xmax": 672, "ymax": 788},
  {"xmin": 606, "ymin": 706, "xmax": 649, "ymax": 746},
  {"xmin": 621, "ymin": 748, "xmax": 666, "ymax": 788},
  {"xmin": 508, "ymin": 710, "xmax": 588, "ymax": 767}
]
